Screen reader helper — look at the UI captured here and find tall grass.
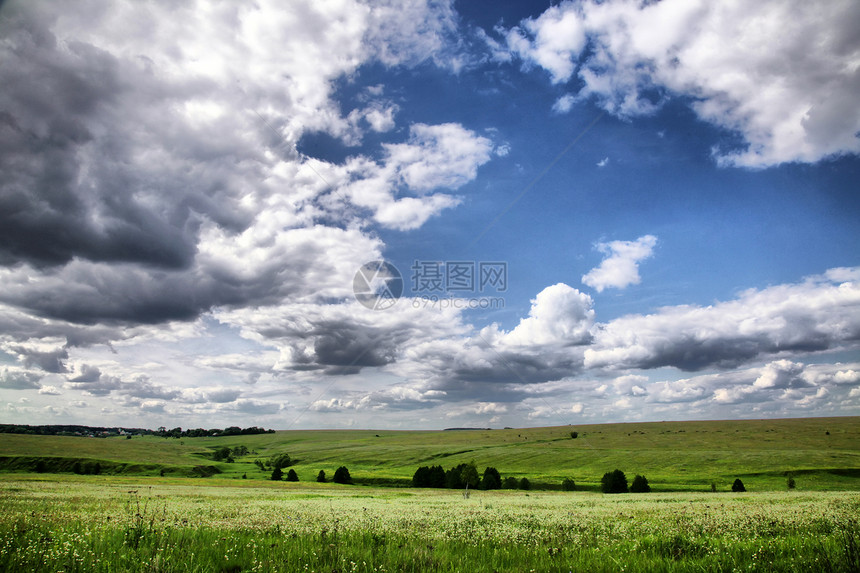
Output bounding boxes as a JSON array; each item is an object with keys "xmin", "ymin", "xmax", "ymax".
[{"xmin": 1, "ymin": 480, "xmax": 858, "ymax": 572}]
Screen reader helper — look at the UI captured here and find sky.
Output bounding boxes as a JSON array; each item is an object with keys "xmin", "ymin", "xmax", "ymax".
[{"xmin": 0, "ymin": 0, "xmax": 859, "ymax": 430}]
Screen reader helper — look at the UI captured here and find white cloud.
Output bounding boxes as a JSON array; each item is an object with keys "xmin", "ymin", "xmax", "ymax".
[
  {"xmin": 0, "ymin": 367, "xmax": 43, "ymax": 390},
  {"xmin": 503, "ymin": 283, "xmax": 594, "ymax": 347},
  {"xmin": 553, "ymin": 94, "xmax": 577, "ymax": 114},
  {"xmin": 585, "ymin": 268, "xmax": 860, "ymax": 372},
  {"xmin": 596, "ymin": 157, "xmax": 609, "ymax": 167},
  {"xmin": 582, "ymin": 235, "xmax": 657, "ymax": 292},
  {"xmin": 506, "ymin": 2, "xmax": 587, "ymax": 83},
  {"xmin": 499, "ymin": 0, "xmax": 860, "ymax": 167},
  {"xmin": 363, "ymin": 103, "xmax": 398, "ymax": 132}
]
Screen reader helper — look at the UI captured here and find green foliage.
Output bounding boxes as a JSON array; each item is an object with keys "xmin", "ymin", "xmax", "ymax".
[
  {"xmin": 410, "ymin": 465, "xmax": 445, "ymax": 488},
  {"xmin": 333, "ymin": 466, "xmax": 352, "ymax": 484},
  {"xmin": 787, "ymin": 474, "xmax": 796, "ymax": 490},
  {"xmin": 481, "ymin": 467, "xmax": 501, "ymax": 490},
  {"xmin": 631, "ymin": 474, "xmax": 651, "ymax": 493},
  {"xmin": 518, "ymin": 477, "xmax": 531, "ymax": 490},
  {"xmin": 732, "ymin": 478, "xmax": 746, "ymax": 492},
  {"xmin": 286, "ymin": 469, "xmax": 298, "ymax": 482},
  {"xmin": 269, "ymin": 453, "xmax": 291, "ymax": 469},
  {"xmin": 460, "ymin": 463, "xmax": 480, "ymax": 489},
  {"xmin": 317, "ymin": 470, "xmax": 326, "ymax": 483},
  {"xmin": 502, "ymin": 476, "xmax": 519, "ymax": 489},
  {"xmin": 561, "ymin": 477, "xmax": 576, "ymax": 491},
  {"xmin": 602, "ymin": 469, "xmax": 629, "ymax": 493},
  {"xmin": 570, "ymin": 431, "xmax": 578, "ymax": 439},
  {"xmin": 211, "ymin": 446, "xmax": 234, "ymax": 462},
  {"xmin": 270, "ymin": 467, "xmax": 283, "ymax": 481}
]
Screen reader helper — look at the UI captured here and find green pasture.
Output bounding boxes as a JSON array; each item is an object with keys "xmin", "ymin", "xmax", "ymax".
[
  {"xmin": 0, "ymin": 479, "xmax": 857, "ymax": 572},
  {"xmin": 1, "ymin": 416, "xmax": 858, "ymax": 491}
]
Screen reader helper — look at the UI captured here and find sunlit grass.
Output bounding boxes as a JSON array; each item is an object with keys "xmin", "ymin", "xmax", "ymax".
[{"xmin": 1, "ymin": 478, "xmax": 857, "ymax": 572}]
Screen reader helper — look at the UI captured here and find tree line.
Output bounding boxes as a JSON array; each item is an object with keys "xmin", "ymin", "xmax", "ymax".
[{"xmin": 0, "ymin": 424, "xmax": 274, "ymax": 438}]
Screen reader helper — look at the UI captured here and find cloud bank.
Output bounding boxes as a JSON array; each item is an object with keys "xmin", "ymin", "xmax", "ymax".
[{"xmin": 499, "ymin": 0, "xmax": 860, "ymax": 167}]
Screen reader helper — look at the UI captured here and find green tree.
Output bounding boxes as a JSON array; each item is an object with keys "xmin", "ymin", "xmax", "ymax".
[
  {"xmin": 286, "ymin": 469, "xmax": 298, "ymax": 482},
  {"xmin": 212, "ymin": 446, "xmax": 233, "ymax": 462},
  {"xmin": 269, "ymin": 453, "xmax": 292, "ymax": 469},
  {"xmin": 787, "ymin": 474, "xmax": 796, "ymax": 490},
  {"xmin": 518, "ymin": 477, "xmax": 531, "ymax": 490},
  {"xmin": 428, "ymin": 465, "xmax": 446, "ymax": 488},
  {"xmin": 502, "ymin": 476, "xmax": 519, "ymax": 489},
  {"xmin": 732, "ymin": 478, "xmax": 746, "ymax": 492},
  {"xmin": 460, "ymin": 463, "xmax": 480, "ymax": 489},
  {"xmin": 333, "ymin": 466, "xmax": 352, "ymax": 484},
  {"xmin": 412, "ymin": 466, "xmax": 430, "ymax": 487},
  {"xmin": 270, "ymin": 467, "xmax": 283, "ymax": 481},
  {"xmin": 601, "ymin": 469, "xmax": 628, "ymax": 494},
  {"xmin": 481, "ymin": 467, "xmax": 501, "ymax": 490},
  {"xmin": 570, "ymin": 431, "xmax": 578, "ymax": 439},
  {"xmin": 445, "ymin": 465, "xmax": 464, "ymax": 489},
  {"xmin": 630, "ymin": 474, "xmax": 651, "ymax": 493},
  {"xmin": 561, "ymin": 477, "xmax": 576, "ymax": 491},
  {"xmin": 316, "ymin": 470, "xmax": 326, "ymax": 483}
]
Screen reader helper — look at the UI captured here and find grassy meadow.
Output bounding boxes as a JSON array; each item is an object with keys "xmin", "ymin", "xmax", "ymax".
[
  {"xmin": 2, "ymin": 417, "xmax": 858, "ymax": 491},
  {"xmin": 1, "ymin": 479, "xmax": 859, "ymax": 572},
  {"xmin": 1, "ymin": 417, "xmax": 858, "ymax": 571}
]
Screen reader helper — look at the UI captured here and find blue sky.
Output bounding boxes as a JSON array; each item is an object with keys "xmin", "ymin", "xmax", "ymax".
[{"xmin": 1, "ymin": 0, "xmax": 858, "ymax": 429}]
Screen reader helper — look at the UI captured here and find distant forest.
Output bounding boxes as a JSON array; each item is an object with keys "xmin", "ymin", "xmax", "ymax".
[{"xmin": 0, "ymin": 424, "xmax": 275, "ymax": 438}]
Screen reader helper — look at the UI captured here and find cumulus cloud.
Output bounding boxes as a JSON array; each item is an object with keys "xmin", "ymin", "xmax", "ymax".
[
  {"xmin": 0, "ymin": 367, "xmax": 43, "ymax": 390},
  {"xmin": 582, "ymin": 235, "xmax": 657, "ymax": 292},
  {"xmin": 586, "ymin": 269, "xmax": 860, "ymax": 372},
  {"xmin": 0, "ymin": 0, "xmax": 485, "ymax": 331},
  {"xmin": 498, "ymin": 0, "xmax": 860, "ymax": 167},
  {"xmin": 502, "ymin": 284, "xmax": 594, "ymax": 347},
  {"xmin": 339, "ymin": 123, "xmax": 494, "ymax": 230}
]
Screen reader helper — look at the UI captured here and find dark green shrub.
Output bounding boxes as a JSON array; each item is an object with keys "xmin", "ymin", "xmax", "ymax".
[
  {"xmin": 333, "ymin": 466, "xmax": 352, "ymax": 484},
  {"xmin": 630, "ymin": 474, "xmax": 651, "ymax": 493},
  {"xmin": 269, "ymin": 453, "xmax": 292, "ymax": 469},
  {"xmin": 481, "ymin": 467, "xmax": 501, "ymax": 490},
  {"xmin": 502, "ymin": 476, "xmax": 520, "ymax": 489},
  {"xmin": 732, "ymin": 478, "xmax": 746, "ymax": 492},
  {"xmin": 561, "ymin": 478, "xmax": 576, "ymax": 491},
  {"xmin": 270, "ymin": 467, "xmax": 283, "ymax": 481},
  {"xmin": 601, "ymin": 469, "xmax": 628, "ymax": 493},
  {"xmin": 317, "ymin": 470, "xmax": 326, "ymax": 483},
  {"xmin": 286, "ymin": 469, "xmax": 298, "ymax": 482},
  {"xmin": 518, "ymin": 477, "xmax": 531, "ymax": 490}
]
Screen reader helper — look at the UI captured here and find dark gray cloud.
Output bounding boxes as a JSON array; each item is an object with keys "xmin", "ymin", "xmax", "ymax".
[
  {"xmin": 15, "ymin": 346, "xmax": 68, "ymax": 373},
  {"xmin": 68, "ymin": 364, "xmax": 101, "ymax": 383},
  {"xmin": 0, "ymin": 8, "xmax": 201, "ymax": 270}
]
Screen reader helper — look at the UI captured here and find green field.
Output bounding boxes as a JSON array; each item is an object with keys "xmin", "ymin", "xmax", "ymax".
[
  {"xmin": 2, "ymin": 417, "xmax": 858, "ymax": 491},
  {"xmin": 0, "ymin": 479, "xmax": 857, "ymax": 572},
  {"xmin": 1, "ymin": 417, "xmax": 859, "ymax": 571}
]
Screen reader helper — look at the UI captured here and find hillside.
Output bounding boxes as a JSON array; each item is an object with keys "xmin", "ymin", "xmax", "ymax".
[{"xmin": 1, "ymin": 417, "xmax": 858, "ymax": 491}]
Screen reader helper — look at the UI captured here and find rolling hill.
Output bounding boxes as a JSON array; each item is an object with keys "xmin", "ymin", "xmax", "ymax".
[{"xmin": 1, "ymin": 417, "xmax": 858, "ymax": 491}]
